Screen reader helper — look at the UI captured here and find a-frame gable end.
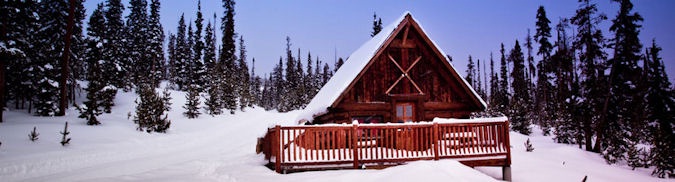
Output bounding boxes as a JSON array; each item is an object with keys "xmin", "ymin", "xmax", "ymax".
[
  {"xmin": 332, "ymin": 14, "xmax": 486, "ymax": 110},
  {"xmin": 329, "ymin": 15, "xmax": 411, "ymax": 108}
]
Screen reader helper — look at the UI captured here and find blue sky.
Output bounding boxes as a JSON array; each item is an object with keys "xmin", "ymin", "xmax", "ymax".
[{"xmin": 84, "ymin": 0, "xmax": 675, "ymax": 82}]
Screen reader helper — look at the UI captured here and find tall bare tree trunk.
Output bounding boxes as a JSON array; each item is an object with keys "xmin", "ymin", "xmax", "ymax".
[{"xmin": 58, "ymin": 0, "xmax": 76, "ymax": 116}]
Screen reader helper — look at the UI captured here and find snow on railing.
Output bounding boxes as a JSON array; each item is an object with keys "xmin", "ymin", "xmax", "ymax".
[{"xmin": 261, "ymin": 118, "xmax": 511, "ymax": 173}]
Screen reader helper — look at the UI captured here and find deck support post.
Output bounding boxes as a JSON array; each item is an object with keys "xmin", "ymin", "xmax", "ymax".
[{"xmin": 502, "ymin": 165, "xmax": 512, "ymax": 181}]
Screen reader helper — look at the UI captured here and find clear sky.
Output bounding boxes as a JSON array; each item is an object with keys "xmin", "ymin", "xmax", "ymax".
[{"xmin": 84, "ymin": 0, "xmax": 675, "ymax": 82}]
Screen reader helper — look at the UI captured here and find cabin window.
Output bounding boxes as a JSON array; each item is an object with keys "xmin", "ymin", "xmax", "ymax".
[
  {"xmin": 396, "ymin": 103, "xmax": 414, "ymax": 123},
  {"xmin": 352, "ymin": 116, "xmax": 383, "ymax": 124}
]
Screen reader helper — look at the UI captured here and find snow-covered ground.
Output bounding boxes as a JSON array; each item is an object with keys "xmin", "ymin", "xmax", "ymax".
[{"xmin": 0, "ymin": 88, "xmax": 669, "ymax": 182}]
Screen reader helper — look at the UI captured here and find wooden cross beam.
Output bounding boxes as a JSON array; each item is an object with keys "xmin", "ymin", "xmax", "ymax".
[{"xmin": 386, "ymin": 54, "xmax": 423, "ymax": 95}]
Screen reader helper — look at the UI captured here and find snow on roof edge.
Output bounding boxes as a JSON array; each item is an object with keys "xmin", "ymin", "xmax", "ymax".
[
  {"xmin": 407, "ymin": 15, "xmax": 488, "ymax": 109},
  {"xmin": 299, "ymin": 11, "xmax": 487, "ymax": 122},
  {"xmin": 298, "ymin": 12, "xmax": 410, "ymax": 122}
]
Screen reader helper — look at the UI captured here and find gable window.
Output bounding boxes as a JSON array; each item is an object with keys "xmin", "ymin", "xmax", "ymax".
[{"xmin": 395, "ymin": 103, "xmax": 414, "ymax": 123}]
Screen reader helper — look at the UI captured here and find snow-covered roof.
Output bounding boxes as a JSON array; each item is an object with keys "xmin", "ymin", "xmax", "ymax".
[{"xmin": 299, "ymin": 12, "xmax": 486, "ymax": 122}]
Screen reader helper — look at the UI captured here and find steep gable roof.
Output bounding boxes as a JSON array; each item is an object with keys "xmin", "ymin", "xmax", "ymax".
[{"xmin": 299, "ymin": 12, "xmax": 486, "ymax": 121}]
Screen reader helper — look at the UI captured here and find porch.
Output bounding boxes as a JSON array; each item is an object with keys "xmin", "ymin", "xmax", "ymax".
[{"xmin": 258, "ymin": 118, "xmax": 512, "ymax": 180}]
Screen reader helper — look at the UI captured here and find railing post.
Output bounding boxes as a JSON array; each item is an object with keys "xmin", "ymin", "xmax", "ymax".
[
  {"xmin": 352, "ymin": 121, "xmax": 359, "ymax": 169},
  {"xmin": 274, "ymin": 125, "xmax": 282, "ymax": 173},
  {"xmin": 433, "ymin": 122, "xmax": 439, "ymax": 160}
]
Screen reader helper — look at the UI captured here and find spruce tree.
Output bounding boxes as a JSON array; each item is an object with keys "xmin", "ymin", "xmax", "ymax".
[
  {"xmin": 571, "ymin": 0, "xmax": 608, "ymax": 151},
  {"xmin": 494, "ymin": 43, "xmax": 510, "ymax": 114},
  {"xmin": 334, "ymin": 57, "xmax": 344, "ymax": 73},
  {"xmin": 183, "ymin": 82, "xmax": 201, "ymax": 119},
  {"xmin": 598, "ymin": 0, "xmax": 644, "ymax": 163},
  {"xmin": 238, "ymin": 36, "xmax": 251, "ymax": 110},
  {"xmin": 78, "ymin": 4, "xmax": 107, "ymax": 125},
  {"xmin": 509, "ymin": 40, "xmax": 531, "ymax": 135},
  {"xmin": 465, "ymin": 55, "xmax": 475, "ymax": 89},
  {"xmin": 126, "ymin": 0, "xmax": 150, "ymax": 87},
  {"xmin": 173, "ymin": 14, "xmax": 188, "ymax": 90},
  {"xmin": 134, "ymin": 85, "xmax": 171, "ymax": 133},
  {"xmin": 281, "ymin": 37, "xmax": 297, "ymax": 112},
  {"xmin": 305, "ymin": 52, "xmax": 316, "ymax": 100},
  {"xmin": 220, "ymin": 0, "xmax": 238, "ymax": 114},
  {"xmin": 100, "ymin": 0, "xmax": 126, "ymax": 112},
  {"xmin": 104, "ymin": 0, "xmax": 129, "ymax": 90},
  {"xmin": 534, "ymin": 6, "xmax": 555, "ymax": 136},
  {"xmin": 644, "ymin": 40, "xmax": 674, "ymax": 178},
  {"xmin": 34, "ymin": 0, "xmax": 71, "ymax": 116},
  {"xmin": 203, "ymin": 15, "xmax": 222, "ymax": 115},
  {"xmin": 272, "ymin": 57, "xmax": 285, "ymax": 110},
  {"xmin": 147, "ymin": 0, "xmax": 164, "ymax": 87},
  {"xmin": 2, "ymin": 0, "xmax": 39, "ymax": 115},
  {"xmin": 192, "ymin": 0, "xmax": 206, "ymax": 88}
]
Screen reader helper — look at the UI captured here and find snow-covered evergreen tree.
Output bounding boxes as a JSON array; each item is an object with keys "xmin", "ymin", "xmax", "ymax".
[
  {"xmin": 147, "ymin": 0, "xmax": 164, "ymax": 87},
  {"xmin": 644, "ymin": 40, "xmax": 674, "ymax": 178},
  {"xmin": 599, "ymin": 0, "xmax": 644, "ymax": 163},
  {"xmin": 219, "ymin": 0, "xmax": 238, "ymax": 114},
  {"xmin": 237, "ymin": 36, "xmax": 251, "ymax": 110},
  {"xmin": 570, "ymin": 0, "xmax": 608, "ymax": 151},
  {"xmin": 34, "ymin": 0, "xmax": 71, "ymax": 116},
  {"xmin": 183, "ymin": 83, "xmax": 201, "ymax": 119},
  {"xmin": 126, "ymin": 0, "xmax": 150, "ymax": 87},
  {"xmin": 134, "ymin": 85, "xmax": 171, "ymax": 133},
  {"xmin": 173, "ymin": 14, "xmax": 189, "ymax": 90},
  {"xmin": 508, "ymin": 40, "xmax": 532, "ymax": 135},
  {"xmin": 77, "ymin": 3, "xmax": 107, "ymax": 126}
]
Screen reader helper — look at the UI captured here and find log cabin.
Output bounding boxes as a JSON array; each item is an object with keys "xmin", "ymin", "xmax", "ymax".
[
  {"xmin": 263, "ymin": 13, "xmax": 511, "ymax": 180},
  {"xmin": 301, "ymin": 12, "xmax": 487, "ymax": 125}
]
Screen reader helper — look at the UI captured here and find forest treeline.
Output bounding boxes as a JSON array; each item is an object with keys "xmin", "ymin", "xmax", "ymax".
[
  {"xmin": 462, "ymin": 0, "xmax": 673, "ymax": 177},
  {"xmin": 0, "ymin": 0, "xmax": 671, "ymax": 178}
]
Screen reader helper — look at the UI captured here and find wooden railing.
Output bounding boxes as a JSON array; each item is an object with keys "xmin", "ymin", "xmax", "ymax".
[{"xmin": 260, "ymin": 119, "xmax": 511, "ymax": 174}]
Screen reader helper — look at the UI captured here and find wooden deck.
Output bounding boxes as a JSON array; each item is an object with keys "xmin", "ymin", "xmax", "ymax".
[{"xmin": 258, "ymin": 119, "xmax": 511, "ymax": 179}]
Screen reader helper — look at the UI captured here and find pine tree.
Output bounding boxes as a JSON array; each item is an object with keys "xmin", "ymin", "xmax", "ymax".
[
  {"xmin": 2, "ymin": 0, "xmax": 39, "ymax": 115},
  {"xmin": 220, "ymin": 0, "xmax": 238, "ymax": 114},
  {"xmin": 509, "ymin": 40, "xmax": 531, "ymax": 135},
  {"xmin": 77, "ymin": 4, "xmax": 106, "ymax": 125},
  {"xmin": 334, "ymin": 57, "xmax": 344, "ymax": 73},
  {"xmin": 494, "ymin": 43, "xmax": 510, "ymax": 114},
  {"xmin": 250, "ymin": 58, "xmax": 262, "ymax": 107},
  {"xmin": 104, "ymin": 0, "xmax": 129, "ymax": 90},
  {"xmin": 598, "ymin": 0, "xmax": 644, "ymax": 163},
  {"xmin": 305, "ymin": 52, "xmax": 316, "ymax": 101},
  {"xmin": 100, "ymin": 0, "xmax": 126, "ymax": 111},
  {"xmin": 272, "ymin": 57, "xmax": 285, "ymax": 110},
  {"xmin": 534, "ymin": 6, "xmax": 555, "ymax": 136},
  {"xmin": 238, "ymin": 35, "xmax": 251, "ymax": 110},
  {"xmin": 489, "ymin": 52, "xmax": 499, "ymax": 108},
  {"xmin": 147, "ymin": 0, "xmax": 164, "ymax": 87},
  {"xmin": 183, "ymin": 82, "xmax": 201, "ymax": 119},
  {"xmin": 126, "ymin": 0, "xmax": 150, "ymax": 88},
  {"xmin": 552, "ymin": 18, "xmax": 582, "ymax": 145},
  {"xmin": 203, "ymin": 14, "xmax": 222, "ymax": 115},
  {"xmin": 34, "ymin": 0, "xmax": 71, "ymax": 116},
  {"xmin": 192, "ymin": 0, "xmax": 206, "ymax": 88},
  {"xmin": 371, "ymin": 12, "xmax": 383, "ymax": 37},
  {"xmin": 134, "ymin": 85, "xmax": 171, "ymax": 133},
  {"xmin": 465, "ymin": 55, "xmax": 475, "ymax": 89},
  {"xmin": 173, "ymin": 14, "xmax": 188, "ymax": 90},
  {"xmin": 571, "ymin": 0, "xmax": 608, "ymax": 151},
  {"xmin": 644, "ymin": 40, "xmax": 674, "ymax": 178},
  {"xmin": 323, "ymin": 62, "xmax": 332, "ymax": 87}
]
